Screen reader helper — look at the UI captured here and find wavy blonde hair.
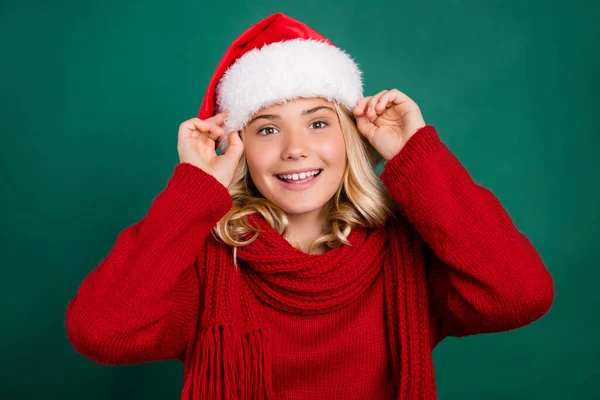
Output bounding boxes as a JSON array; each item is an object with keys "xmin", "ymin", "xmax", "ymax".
[{"xmin": 212, "ymin": 102, "xmax": 399, "ymax": 261}]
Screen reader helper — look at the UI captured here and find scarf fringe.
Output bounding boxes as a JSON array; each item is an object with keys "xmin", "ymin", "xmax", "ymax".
[{"xmin": 182, "ymin": 325, "xmax": 275, "ymax": 400}]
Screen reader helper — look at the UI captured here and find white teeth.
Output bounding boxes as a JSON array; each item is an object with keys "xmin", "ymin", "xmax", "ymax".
[{"xmin": 277, "ymin": 169, "xmax": 320, "ymax": 181}]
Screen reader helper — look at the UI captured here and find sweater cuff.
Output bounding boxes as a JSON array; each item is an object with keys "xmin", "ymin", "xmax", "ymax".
[{"xmin": 380, "ymin": 125, "xmax": 442, "ymax": 183}]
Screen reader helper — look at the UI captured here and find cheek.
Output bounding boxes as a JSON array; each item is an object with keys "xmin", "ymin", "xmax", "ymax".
[
  {"xmin": 244, "ymin": 150, "xmax": 259, "ymax": 174},
  {"xmin": 244, "ymin": 142, "xmax": 278, "ymax": 181},
  {"xmin": 245, "ymin": 140, "xmax": 266, "ymax": 170},
  {"xmin": 319, "ymin": 133, "xmax": 347, "ymax": 169}
]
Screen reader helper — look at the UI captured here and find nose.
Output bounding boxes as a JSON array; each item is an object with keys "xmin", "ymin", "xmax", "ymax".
[{"xmin": 280, "ymin": 128, "xmax": 311, "ymax": 160}]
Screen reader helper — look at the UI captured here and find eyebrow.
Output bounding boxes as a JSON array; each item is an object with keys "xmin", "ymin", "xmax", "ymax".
[{"xmin": 247, "ymin": 105, "xmax": 335, "ymax": 126}]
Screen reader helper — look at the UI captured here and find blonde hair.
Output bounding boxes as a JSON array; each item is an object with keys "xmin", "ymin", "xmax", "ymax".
[{"xmin": 211, "ymin": 102, "xmax": 399, "ymax": 260}]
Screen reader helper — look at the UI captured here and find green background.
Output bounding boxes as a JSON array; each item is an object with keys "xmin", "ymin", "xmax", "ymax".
[{"xmin": 1, "ymin": 0, "xmax": 597, "ymax": 398}]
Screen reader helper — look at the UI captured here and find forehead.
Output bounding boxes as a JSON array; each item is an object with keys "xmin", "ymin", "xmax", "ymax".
[{"xmin": 256, "ymin": 97, "xmax": 334, "ymax": 114}]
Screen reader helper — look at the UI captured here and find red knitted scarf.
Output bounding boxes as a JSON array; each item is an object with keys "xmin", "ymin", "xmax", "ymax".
[{"xmin": 181, "ymin": 213, "xmax": 435, "ymax": 399}]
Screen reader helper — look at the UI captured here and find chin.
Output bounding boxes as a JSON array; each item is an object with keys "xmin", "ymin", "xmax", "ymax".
[
  {"xmin": 278, "ymin": 202, "xmax": 327, "ymax": 216},
  {"xmin": 261, "ymin": 192, "xmax": 325, "ymax": 214},
  {"xmin": 253, "ymin": 176, "xmax": 338, "ymax": 217}
]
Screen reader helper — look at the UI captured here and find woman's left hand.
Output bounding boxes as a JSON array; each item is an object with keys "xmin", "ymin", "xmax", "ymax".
[{"xmin": 353, "ymin": 89, "xmax": 426, "ymax": 161}]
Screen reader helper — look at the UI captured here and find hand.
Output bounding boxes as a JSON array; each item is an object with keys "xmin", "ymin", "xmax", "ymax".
[
  {"xmin": 353, "ymin": 89, "xmax": 426, "ymax": 161},
  {"xmin": 177, "ymin": 111, "xmax": 244, "ymax": 188}
]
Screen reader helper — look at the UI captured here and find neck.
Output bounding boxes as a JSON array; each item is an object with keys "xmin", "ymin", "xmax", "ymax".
[{"xmin": 286, "ymin": 208, "xmax": 328, "ymax": 254}]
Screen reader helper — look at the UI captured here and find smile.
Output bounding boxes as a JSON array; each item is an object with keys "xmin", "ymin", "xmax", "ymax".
[
  {"xmin": 274, "ymin": 169, "xmax": 323, "ymax": 190},
  {"xmin": 276, "ymin": 169, "xmax": 322, "ymax": 182}
]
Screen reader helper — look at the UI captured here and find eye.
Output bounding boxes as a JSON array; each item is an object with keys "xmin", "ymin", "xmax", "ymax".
[
  {"xmin": 310, "ymin": 120, "xmax": 329, "ymax": 129},
  {"xmin": 257, "ymin": 126, "xmax": 279, "ymax": 136}
]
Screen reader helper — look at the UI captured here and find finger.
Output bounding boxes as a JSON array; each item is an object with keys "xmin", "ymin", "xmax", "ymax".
[
  {"xmin": 355, "ymin": 114, "xmax": 377, "ymax": 142},
  {"xmin": 190, "ymin": 127, "xmax": 223, "ymax": 143},
  {"xmin": 179, "ymin": 119, "xmax": 204, "ymax": 140},
  {"xmin": 189, "ymin": 118, "xmax": 219, "ymax": 132},
  {"xmin": 368, "ymin": 90, "xmax": 388, "ymax": 110},
  {"xmin": 223, "ymin": 130, "xmax": 244, "ymax": 161},
  {"xmin": 367, "ymin": 90, "xmax": 388, "ymax": 119},
  {"xmin": 375, "ymin": 90, "xmax": 396, "ymax": 113},
  {"xmin": 190, "ymin": 119, "xmax": 225, "ymax": 140},
  {"xmin": 205, "ymin": 111, "xmax": 228, "ymax": 125},
  {"xmin": 387, "ymin": 89, "xmax": 414, "ymax": 107},
  {"xmin": 181, "ymin": 118, "xmax": 212, "ymax": 134},
  {"xmin": 199, "ymin": 132, "xmax": 217, "ymax": 153},
  {"xmin": 353, "ymin": 96, "xmax": 372, "ymax": 115}
]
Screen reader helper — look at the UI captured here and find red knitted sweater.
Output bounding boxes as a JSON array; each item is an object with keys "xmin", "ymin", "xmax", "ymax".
[{"xmin": 65, "ymin": 126, "xmax": 555, "ymax": 399}]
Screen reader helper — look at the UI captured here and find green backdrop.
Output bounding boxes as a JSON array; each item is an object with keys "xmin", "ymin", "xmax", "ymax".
[{"xmin": 1, "ymin": 0, "xmax": 597, "ymax": 398}]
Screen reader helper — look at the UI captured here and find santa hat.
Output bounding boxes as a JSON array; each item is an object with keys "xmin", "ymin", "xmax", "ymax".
[{"xmin": 197, "ymin": 12, "xmax": 364, "ymax": 153}]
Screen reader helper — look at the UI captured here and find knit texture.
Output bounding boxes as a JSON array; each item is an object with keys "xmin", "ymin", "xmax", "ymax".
[
  {"xmin": 181, "ymin": 213, "xmax": 389, "ymax": 398},
  {"xmin": 65, "ymin": 125, "xmax": 555, "ymax": 399}
]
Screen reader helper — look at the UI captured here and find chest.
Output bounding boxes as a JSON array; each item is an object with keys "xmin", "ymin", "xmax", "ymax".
[{"xmin": 243, "ymin": 270, "xmax": 395, "ymax": 399}]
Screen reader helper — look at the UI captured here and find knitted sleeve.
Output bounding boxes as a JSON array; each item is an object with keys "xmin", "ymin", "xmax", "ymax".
[
  {"xmin": 65, "ymin": 162, "xmax": 232, "ymax": 364},
  {"xmin": 379, "ymin": 126, "xmax": 555, "ymax": 344}
]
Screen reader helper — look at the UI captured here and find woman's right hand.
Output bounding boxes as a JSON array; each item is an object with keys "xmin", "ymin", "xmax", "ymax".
[{"xmin": 177, "ymin": 111, "xmax": 244, "ymax": 188}]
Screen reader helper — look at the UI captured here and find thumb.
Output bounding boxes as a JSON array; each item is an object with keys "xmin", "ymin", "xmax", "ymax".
[
  {"xmin": 355, "ymin": 115, "xmax": 378, "ymax": 143},
  {"xmin": 223, "ymin": 130, "xmax": 244, "ymax": 162}
]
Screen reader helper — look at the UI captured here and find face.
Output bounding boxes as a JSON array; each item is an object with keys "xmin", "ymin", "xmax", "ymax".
[{"xmin": 242, "ymin": 98, "xmax": 347, "ymax": 218}]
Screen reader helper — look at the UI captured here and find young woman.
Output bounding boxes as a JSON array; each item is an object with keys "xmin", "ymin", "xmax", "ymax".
[{"xmin": 65, "ymin": 12, "xmax": 555, "ymax": 400}]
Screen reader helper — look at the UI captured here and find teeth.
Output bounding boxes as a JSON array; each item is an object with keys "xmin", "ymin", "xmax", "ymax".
[{"xmin": 277, "ymin": 169, "xmax": 320, "ymax": 181}]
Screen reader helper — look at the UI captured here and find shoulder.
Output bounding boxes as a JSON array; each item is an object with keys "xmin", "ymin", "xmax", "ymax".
[
  {"xmin": 383, "ymin": 212, "xmax": 422, "ymax": 240},
  {"xmin": 382, "ymin": 213, "xmax": 432, "ymax": 272}
]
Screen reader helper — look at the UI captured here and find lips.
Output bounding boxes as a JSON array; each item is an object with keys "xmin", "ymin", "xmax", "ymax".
[
  {"xmin": 275, "ymin": 169, "xmax": 322, "ymax": 183},
  {"xmin": 273, "ymin": 169, "xmax": 323, "ymax": 191}
]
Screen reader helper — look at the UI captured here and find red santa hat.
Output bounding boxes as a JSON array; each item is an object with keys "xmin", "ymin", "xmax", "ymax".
[{"xmin": 197, "ymin": 12, "xmax": 364, "ymax": 153}]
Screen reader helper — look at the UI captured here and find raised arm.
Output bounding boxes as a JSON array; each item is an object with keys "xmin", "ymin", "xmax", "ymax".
[
  {"xmin": 379, "ymin": 125, "xmax": 555, "ymax": 344},
  {"xmin": 65, "ymin": 162, "xmax": 232, "ymax": 364}
]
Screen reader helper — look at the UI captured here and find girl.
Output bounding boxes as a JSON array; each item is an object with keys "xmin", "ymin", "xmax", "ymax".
[{"xmin": 65, "ymin": 12, "xmax": 555, "ymax": 400}]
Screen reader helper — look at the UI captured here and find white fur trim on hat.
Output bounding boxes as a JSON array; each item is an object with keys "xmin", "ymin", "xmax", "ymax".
[{"xmin": 215, "ymin": 38, "xmax": 363, "ymax": 152}]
